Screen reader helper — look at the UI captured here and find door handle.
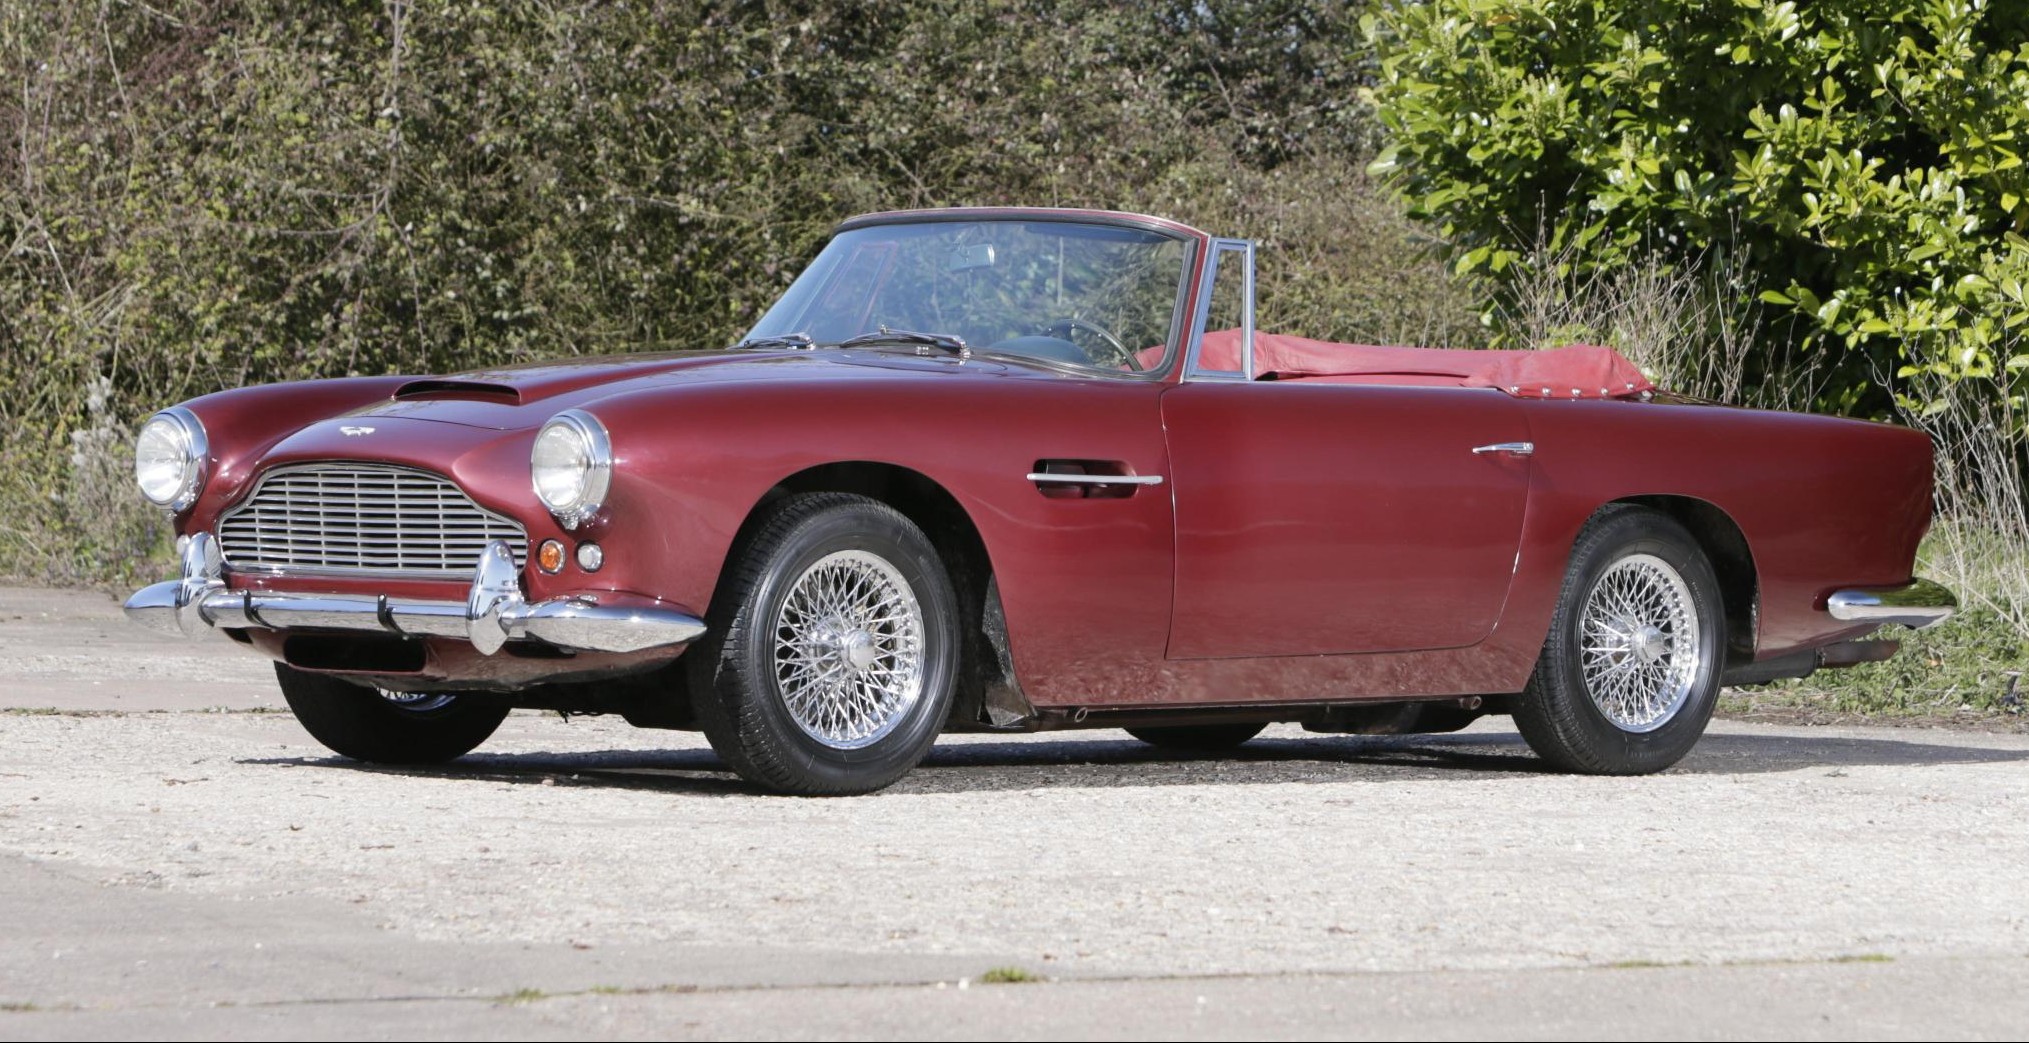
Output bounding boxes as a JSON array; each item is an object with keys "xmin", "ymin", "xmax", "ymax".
[
  {"xmin": 1471, "ymin": 441, "xmax": 1535, "ymax": 457},
  {"xmin": 1028, "ymin": 461, "xmax": 1164, "ymax": 499},
  {"xmin": 1024, "ymin": 473, "xmax": 1165, "ymax": 487}
]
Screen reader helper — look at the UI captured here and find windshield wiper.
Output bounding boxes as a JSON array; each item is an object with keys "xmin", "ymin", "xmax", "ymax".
[
  {"xmin": 732, "ymin": 332, "xmax": 814, "ymax": 351},
  {"xmin": 834, "ymin": 326, "xmax": 971, "ymax": 359}
]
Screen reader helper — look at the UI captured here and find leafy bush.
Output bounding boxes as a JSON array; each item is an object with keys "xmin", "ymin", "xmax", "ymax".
[
  {"xmin": 1370, "ymin": 1, "xmax": 2029, "ymax": 720},
  {"xmin": 1368, "ymin": 0, "xmax": 2029, "ymax": 411},
  {"xmin": 1, "ymin": 1, "xmax": 1480, "ymax": 585}
]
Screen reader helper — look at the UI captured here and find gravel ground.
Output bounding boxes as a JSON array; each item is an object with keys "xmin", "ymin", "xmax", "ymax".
[
  {"xmin": 7, "ymin": 710, "xmax": 2028, "ymax": 977},
  {"xmin": 3, "ymin": 587, "xmax": 2027, "ymax": 1038}
]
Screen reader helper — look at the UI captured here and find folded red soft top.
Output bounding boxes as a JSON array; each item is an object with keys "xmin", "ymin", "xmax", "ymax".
[{"xmin": 1184, "ymin": 329, "xmax": 1655, "ymax": 400}]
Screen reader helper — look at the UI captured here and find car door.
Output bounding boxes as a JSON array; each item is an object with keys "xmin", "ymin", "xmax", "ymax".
[{"xmin": 1160, "ymin": 241, "xmax": 1532, "ymax": 659}]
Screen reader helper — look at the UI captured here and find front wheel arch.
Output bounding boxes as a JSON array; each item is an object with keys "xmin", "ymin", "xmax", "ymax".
[
  {"xmin": 689, "ymin": 492, "xmax": 961, "ymax": 793},
  {"xmin": 720, "ymin": 461, "xmax": 1027, "ymax": 730}
]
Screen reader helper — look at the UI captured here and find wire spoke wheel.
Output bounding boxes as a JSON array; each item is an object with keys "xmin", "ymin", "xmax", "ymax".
[
  {"xmin": 695, "ymin": 493, "xmax": 958, "ymax": 794},
  {"xmin": 771, "ymin": 549, "xmax": 926, "ymax": 750},
  {"xmin": 1578, "ymin": 552, "xmax": 1700, "ymax": 733},
  {"xmin": 1515, "ymin": 506, "xmax": 1724, "ymax": 775}
]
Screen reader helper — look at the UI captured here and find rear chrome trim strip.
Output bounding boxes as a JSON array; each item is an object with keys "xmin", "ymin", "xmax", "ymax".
[{"xmin": 1826, "ymin": 578, "xmax": 1957, "ymax": 630}]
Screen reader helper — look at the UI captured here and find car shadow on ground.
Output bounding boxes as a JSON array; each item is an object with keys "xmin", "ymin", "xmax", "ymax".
[{"xmin": 246, "ymin": 727, "xmax": 2029, "ymax": 796}]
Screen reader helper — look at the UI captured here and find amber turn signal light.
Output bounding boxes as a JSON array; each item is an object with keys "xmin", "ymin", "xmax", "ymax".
[{"xmin": 537, "ymin": 539, "xmax": 566, "ymax": 574}]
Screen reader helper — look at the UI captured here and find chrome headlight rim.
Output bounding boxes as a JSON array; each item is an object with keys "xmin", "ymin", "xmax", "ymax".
[
  {"xmin": 135, "ymin": 406, "xmax": 209, "ymax": 511},
  {"xmin": 530, "ymin": 409, "xmax": 612, "ymax": 530}
]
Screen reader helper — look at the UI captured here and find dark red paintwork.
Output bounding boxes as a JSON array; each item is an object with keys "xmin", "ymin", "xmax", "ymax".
[{"xmin": 157, "ymin": 208, "xmax": 1935, "ymax": 716}]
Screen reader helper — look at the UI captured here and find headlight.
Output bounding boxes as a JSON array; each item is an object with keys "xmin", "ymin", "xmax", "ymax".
[
  {"xmin": 134, "ymin": 407, "xmax": 208, "ymax": 510},
  {"xmin": 530, "ymin": 409, "xmax": 612, "ymax": 529}
]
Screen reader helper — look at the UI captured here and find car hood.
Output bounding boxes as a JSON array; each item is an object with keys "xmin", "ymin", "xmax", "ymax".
[{"xmin": 341, "ymin": 348, "xmax": 1029, "ymax": 430}]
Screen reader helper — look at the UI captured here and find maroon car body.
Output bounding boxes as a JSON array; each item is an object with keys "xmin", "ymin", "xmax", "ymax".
[{"xmin": 127, "ymin": 207, "xmax": 1954, "ymax": 793}]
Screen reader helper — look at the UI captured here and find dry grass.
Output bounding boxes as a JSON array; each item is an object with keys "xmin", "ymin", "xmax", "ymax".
[
  {"xmin": 1893, "ymin": 357, "xmax": 2029, "ymax": 641},
  {"xmin": 4, "ymin": 376, "xmax": 170, "ymax": 591},
  {"xmin": 1490, "ymin": 233, "xmax": 1835, "ymax": 409}
]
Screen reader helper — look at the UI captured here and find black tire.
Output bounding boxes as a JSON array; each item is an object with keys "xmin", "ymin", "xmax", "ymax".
[
  {"xmin": 1514, "ymin": 505, "xmax": 1725, "ymax": 775},
  {"xmin": 689, "ymin": 493, "xmax": 959, "ymax": 795},
  {"xmin": 1125, "ymin": 723, "xmax": 1266, "ymax": 751},
  {"xmin": 276, "ymin": 664, "xmax": 508, "ymax": 764}
]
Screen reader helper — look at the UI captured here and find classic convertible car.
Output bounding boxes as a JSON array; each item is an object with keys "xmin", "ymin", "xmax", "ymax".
[{"xmin": 126, "ymin": 207, "xmax": 1955, "ymax": 794}]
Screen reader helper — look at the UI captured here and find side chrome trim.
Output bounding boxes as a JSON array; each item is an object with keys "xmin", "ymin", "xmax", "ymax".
[
  {"xmin": 125, "ymin": 535, "xmax": 705, "ymax": 655},
  {"xmin": 1471, "ymin": 441, "xmax": 1536, "ymax": 456},
  {"xmin": 1025, "ymin": 473, "xmax": 1165, "ymax": 487},
  {"xmin": 1826, "ymin": 578, "xmax": 1958, "ymax": 630}
]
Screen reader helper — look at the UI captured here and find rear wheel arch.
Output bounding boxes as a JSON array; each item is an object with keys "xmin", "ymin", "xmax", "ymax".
[
  {"xmin": 1614, "ymin": 495, "xmax": 1759, "ymax": 666},
  {"xmin": 1516, "ymin": 503, "xmax": 1727, "ymax": 774}
]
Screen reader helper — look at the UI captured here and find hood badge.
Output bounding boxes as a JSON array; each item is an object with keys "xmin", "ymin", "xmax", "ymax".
[{"xmin": 340, "ymin": 425, "xmax": 375, "ymax": 437}]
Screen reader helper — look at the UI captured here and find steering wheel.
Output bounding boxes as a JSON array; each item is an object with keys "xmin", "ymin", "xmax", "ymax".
[{"xmin": 1039, "ymin": 316, "xmax": 1138, "ymax": 371}]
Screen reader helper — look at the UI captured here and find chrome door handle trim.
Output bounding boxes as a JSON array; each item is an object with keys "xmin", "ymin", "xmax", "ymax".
[
  {"xmin": 1025, "ymin": 473, "xmax": 1166, "ymax": 486},
  {"xmin": 1471, "ymin": 441, "xmax": 1535, "ymax": 457}
]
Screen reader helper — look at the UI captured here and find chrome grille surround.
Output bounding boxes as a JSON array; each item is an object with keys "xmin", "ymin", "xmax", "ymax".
[{"xmin": 218, "ymin": 463, "xmax": 527, "ymax": 578}]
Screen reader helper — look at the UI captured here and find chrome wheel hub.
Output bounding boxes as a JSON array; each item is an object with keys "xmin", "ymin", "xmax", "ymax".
[
  {"xmin": 1630, "ymin": 624, "xmax": 1667, "ymax": 664},
  {"xmin": 1579, "ymin": 553, "xmax": 1701, "ymax": 733},
  {"xmin": 841, "ymin": 629, "xmax": 880, "ymax": 671},
  {"xmin": 773, "ymin": 550, "xmax": 925, "ymax": 750}
]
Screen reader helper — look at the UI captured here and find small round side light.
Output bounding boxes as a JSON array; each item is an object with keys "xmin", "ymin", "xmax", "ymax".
[
  {"xmin": 575, "ymin": 542, "xmax": 604, "ymax": 573},
  {"xmin": 537, "ymin": 539, "xmax": 566, "ymax": 574}
]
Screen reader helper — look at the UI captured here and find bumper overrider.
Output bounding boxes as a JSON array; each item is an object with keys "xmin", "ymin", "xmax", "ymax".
[
  {"xmin": 1826, "ymin": 577, "xmax": 1958, "ymax": 629},
  {"xmin": 125, "ymin": 532, "xmax": 706, "ymax": 655}
]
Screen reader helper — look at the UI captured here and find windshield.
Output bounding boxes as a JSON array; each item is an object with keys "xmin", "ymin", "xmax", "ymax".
[{"xmin": 744, "ymin": 219, "xmax": 1192, "ymax": 374}]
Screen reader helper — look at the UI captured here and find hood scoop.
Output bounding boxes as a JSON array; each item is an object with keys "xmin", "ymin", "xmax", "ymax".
[{"xmin": 393, "ymin": 378, "xmax": 523, "ymax": 403}]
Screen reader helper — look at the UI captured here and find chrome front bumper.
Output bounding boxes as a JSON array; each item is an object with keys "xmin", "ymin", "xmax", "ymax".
[
  {"xmin": 1826, "ymin": 577, "xmax": 1958, "ymax": 630},
  {"xmin": 125, "ymin": 533, "xmax": 706, "ymax": 655}
]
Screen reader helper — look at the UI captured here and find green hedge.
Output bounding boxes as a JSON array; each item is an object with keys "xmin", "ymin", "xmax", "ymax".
[{"xmin": 1369, "ymin": 0, "xmax": 2029, "ymax": 412}]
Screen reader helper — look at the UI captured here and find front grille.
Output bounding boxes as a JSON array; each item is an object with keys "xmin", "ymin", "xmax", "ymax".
[{"xmin": 218, "ymin": 464, "xmax": 526, "ymax": 577}]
